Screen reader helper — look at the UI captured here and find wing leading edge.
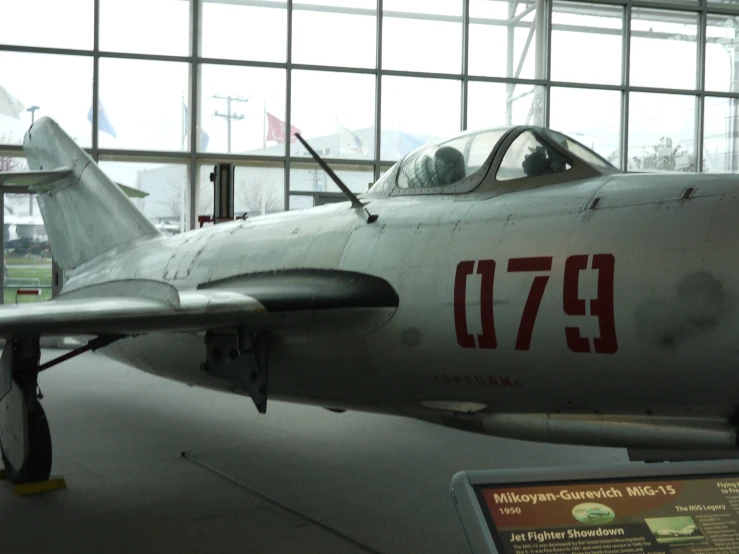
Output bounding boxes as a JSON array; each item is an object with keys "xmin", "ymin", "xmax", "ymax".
[{"xmin": 0, "ymin": 271, "xmax": 399, "ymax": 338}]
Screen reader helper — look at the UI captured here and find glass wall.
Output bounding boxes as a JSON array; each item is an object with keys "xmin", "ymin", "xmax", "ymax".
[{"xmin": 2, "ymin": 0, "xmax": 739, "ymax": 236}]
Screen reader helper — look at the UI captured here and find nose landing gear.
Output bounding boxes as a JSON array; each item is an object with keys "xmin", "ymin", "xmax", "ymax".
[{"xmin": 0, "ymin": 337, "xmax": 52, "ymax": 485}]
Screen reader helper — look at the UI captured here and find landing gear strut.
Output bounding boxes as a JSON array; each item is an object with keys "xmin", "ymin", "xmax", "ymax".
[
  {"xmin": 202, "ymin": 329, "xmax": 270, "ymax": 413},
  {"xmin": 0, "ymin": 337, "xmax": 52, "ymax": 484}
]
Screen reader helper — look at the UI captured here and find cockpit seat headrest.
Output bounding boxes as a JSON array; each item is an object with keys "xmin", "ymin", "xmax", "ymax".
[{"xmin": 434, "ymin": 146, "xmax": 466, "ymax": 186}]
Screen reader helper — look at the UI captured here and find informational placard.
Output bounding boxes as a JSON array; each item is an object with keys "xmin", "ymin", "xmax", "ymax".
[{"xmin": 476, "ymin": 474, "xmax": 739, "ymax": 553}]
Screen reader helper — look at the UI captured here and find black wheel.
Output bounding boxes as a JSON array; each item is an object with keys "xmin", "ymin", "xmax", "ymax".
[{"xmin": 1, "ymin": 400, "xmax": 52, "ymax": 485}]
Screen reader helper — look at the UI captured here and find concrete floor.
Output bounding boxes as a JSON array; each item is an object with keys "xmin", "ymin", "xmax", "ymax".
[{"xmin": 1, "ymin": 350, "xmax": 629, "ymax": 553}]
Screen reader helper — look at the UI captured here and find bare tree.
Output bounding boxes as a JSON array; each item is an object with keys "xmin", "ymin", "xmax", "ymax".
[
  {"xmin": 0, "ymin": 156, "xmax": 21, "ymax": 172},
  {"xmin": 238, "ymin": 177, "xmax": 281, "ymax": 215},
  {"xmin": 0, "ymin": 133, "xmax": 23, "ymax": 172},
  {"xmin": 199, "ymin": 187, "xmax": 213, "ymax": 216},
  {"xmin": 163, "ymin": 182, "xmax": 183, "ymax": 220}
]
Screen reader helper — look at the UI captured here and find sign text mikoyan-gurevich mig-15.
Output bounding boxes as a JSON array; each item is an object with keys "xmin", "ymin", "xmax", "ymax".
[{"xmin": 1, "ymin": 117, "xmax": 739, "ymax": 484}]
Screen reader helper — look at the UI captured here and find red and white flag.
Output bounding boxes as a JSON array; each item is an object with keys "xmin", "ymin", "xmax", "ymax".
[{"xmin": 266, "ymin": 112, "xmax": 301, "ymax": 144}]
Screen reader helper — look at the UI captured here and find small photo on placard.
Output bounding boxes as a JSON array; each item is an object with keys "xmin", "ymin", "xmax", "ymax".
[
  {"xmin": 571, "ymin": 502, "xmax": 615, "ymax": 525},
  {"xmin": 644, "ymin": 516, "xmax": 705, "ymax": 545}
]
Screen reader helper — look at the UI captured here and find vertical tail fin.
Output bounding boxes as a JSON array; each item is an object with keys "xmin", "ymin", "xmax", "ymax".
[{"xmin": 22, "ymin": 117, "xmax": 160, "ymax": 269}]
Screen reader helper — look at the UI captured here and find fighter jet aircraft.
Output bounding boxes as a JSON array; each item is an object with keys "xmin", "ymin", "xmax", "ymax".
[
  {"xmin": 1, "ymin": 116, "xmax": 739, "ymax": 484},
  {"xmin": 654, "ymin": 524, "xmax": 699, "ymax": 537}
]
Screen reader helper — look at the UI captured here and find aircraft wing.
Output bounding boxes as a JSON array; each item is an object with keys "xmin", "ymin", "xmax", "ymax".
[{"xmin": 0, "ymin": 272, "xmax": 398, "ymax": 338}]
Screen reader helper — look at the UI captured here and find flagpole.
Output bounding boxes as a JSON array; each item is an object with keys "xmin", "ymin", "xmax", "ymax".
[
  {"xmin": 181, "ymin": 91, "xmax": 185, "ymax": 151},
  {"xmin": 262, "ymin": 102, "xmax": 266, "ymax": 153}
]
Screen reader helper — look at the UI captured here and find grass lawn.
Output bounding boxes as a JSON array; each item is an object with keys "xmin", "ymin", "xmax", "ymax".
[
  {"xmin": 7, "ymin": 266, "xmax": 52, "ymax": 283},
  {"xmin": 6, "ymin": 256, "xmax": 52, "ymax": 266},
  {"xmin": 4, "ymin": 262, "xmax": 53, "ymax": 303}
]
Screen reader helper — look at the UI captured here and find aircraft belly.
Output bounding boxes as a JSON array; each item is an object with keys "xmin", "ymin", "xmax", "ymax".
[{"xmin": 98, "ymin": 333, "xmax": 394, "ymax": 411}]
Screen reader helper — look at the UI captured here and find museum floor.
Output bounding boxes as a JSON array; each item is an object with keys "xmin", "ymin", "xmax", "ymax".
[{"xmin": 1, "ymin": 350, "xmax": 628, "ymax": 554}]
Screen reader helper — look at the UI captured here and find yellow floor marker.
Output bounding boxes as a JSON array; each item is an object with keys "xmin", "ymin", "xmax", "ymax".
[{"xmin": 13, "ymin": 477, "xmax": 67, "ymax": 496}]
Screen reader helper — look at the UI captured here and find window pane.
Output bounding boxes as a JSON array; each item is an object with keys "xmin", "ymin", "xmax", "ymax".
[
  {"xmin": 383, "ymin": 0, "xmax": 463, "ymax": 73},
  {"xmin": 704, "ymin": 97, "xmax": 739, "ymax": 173},
  {"xmin": 630, "ymin": 9, "xmax": 697, "ymax": 90},
  {"xmin": 550, "ymin": 87, "xmax": 621, "ymax": 166},
  {"xmin": 4, "ymin": 195, "xmax": 53, "ymax": 303},
  {"xmin": 0, "ymin": 155, "xmax": 27, "ymax": 172},
  {"xmin": 551, "ymin": 2, "xmax": 622, "ymax": 86},
  {"xmin": 201, "ymin": 0, "xmax": 287, "ymax": 63},
  {"xmin": 628, "ymin": 93, "xmax": 696, "ymax": 172},
  {"xmin": 99, "ymin": 160, "xmax": 189, "ymax": 232},
  {"xmin": 497, "ymin": 131, "xmax": 572, "ymax": 181},
  {"xmin": 289, "ymin": 195, "xmax": 316, "ymax": 210},
  {"xmin": 467, "ymin": 82, "xmax": 544, "ymax": 129},
  {"xmin": 469, "ymin": 0, "xmax": 539, "ymax": 79},
  {"xmin": 290, "ymin": 162, "xmax": 373, "ymax": 194},
  {"xmin": 99, "ymin": 59, "xmax": 189, "ymax": 151},
  {"xmin": 100, "ymin": 0, "xmax": 189, "ymax": 56},
  {"xmin": 381, "ymin": 76, "xmax": 460, "ymax": 160},
  {"xmin": 0, "ymin": 52, "xmax": 92, "ymax": 148},
  {"xmin": 293, "ymin": 3, "xmax": 376, "ymax": 68},
  {"xmin": 198, "ymin": 163, "xmax": 285, "ymax": 219},
  {"xmin": 0, "ymin": 0, "xmax": 93, "ymax": 50},
  {"xmin": 291, "ymin": 71, "xmax": 375, "ymax": 160},
  {"xmin": 706, "ymin": 14, "xmax": 739, "ymax": 93},
  {"xmin": 201, "ymin": 65, "xmax": 286, "ymax": 156}
]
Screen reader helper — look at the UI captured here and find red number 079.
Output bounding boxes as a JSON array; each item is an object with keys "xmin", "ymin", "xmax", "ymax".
[{"xmin": 454, "ymin": 254, "xmax": 617, "ymax": 353}]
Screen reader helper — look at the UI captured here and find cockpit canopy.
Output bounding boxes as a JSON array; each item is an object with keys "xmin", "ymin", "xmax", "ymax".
[
  {"xmin": 397, "ymin": 129, "xmax": 508, "ymax": 190},
  {"xmin": 369, "ymin": 126, "xmax": 618, "ymax": 197}
]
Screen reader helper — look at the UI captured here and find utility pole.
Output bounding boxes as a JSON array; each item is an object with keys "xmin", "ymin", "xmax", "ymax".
[
  {"xmin": 26, "ymin": 105, "xmax": 39, "ymax": 125},
  {"xmin": 213, "ymin": 95, "xmax": 248, "ymax": 153}
]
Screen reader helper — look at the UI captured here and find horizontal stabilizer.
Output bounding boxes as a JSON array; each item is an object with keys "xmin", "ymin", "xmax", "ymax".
[
  {"xmin": 0, "ymin": 169, "xmax": 147, "ymax": 198},
  {"xmin": 0, "ymin": 168, "xmax": 73, "ymax": 186}
]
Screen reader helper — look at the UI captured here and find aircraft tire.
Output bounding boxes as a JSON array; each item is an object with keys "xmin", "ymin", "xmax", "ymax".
[{"xmin": 1, "ymin": 400, "xmax": 52, "ymax": 485}]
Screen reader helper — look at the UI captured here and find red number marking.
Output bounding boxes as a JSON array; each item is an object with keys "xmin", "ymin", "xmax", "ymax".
[
  {"xmin": 507, "ymin": 257, "xmax": 552, "ymax": 273},
  {"xmin": 507, "ymin": 256, "xmax": 553, "ymax": 351},
  {"xmin": 591, "ymin": 254, "xmax": 618, "ymax": 354},
  {"xmin": 476, "ymin": 259, "xmax": 497, "ymax": 349},
  {"xmin": 563, "ymin": 255, "xmax": 590, "ymax": 353},
  {"xmin": 454, "ymin": 261, "xmax": 475, "ymax": 348}
]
